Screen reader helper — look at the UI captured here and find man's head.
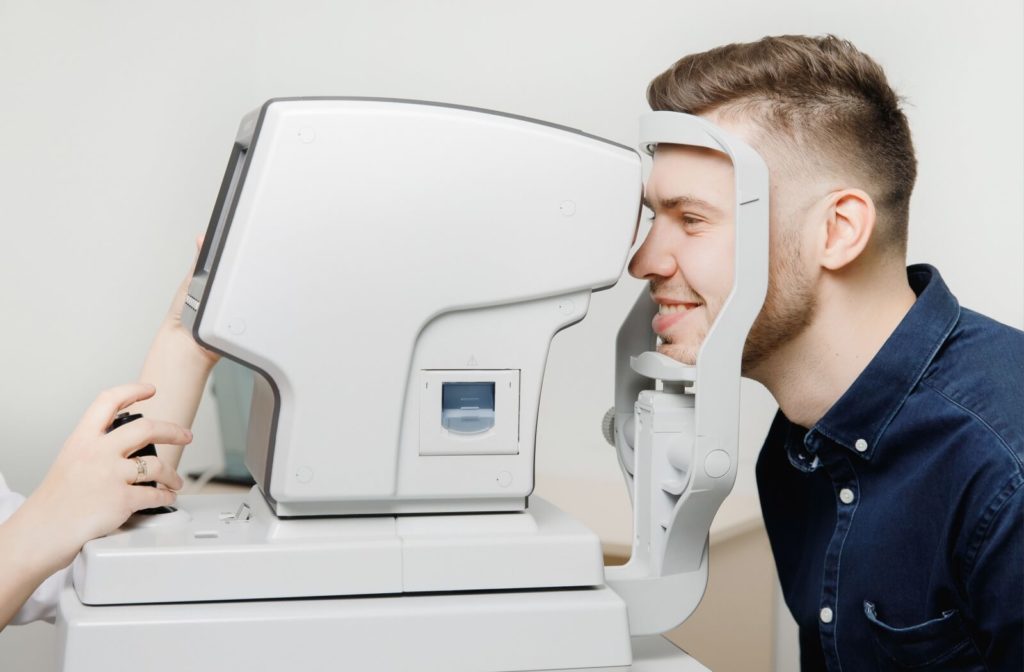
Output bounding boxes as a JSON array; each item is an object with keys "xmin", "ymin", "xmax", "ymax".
[{"xmin": 629, "ymin": 35, "xmax": 917, "ymax": 374}]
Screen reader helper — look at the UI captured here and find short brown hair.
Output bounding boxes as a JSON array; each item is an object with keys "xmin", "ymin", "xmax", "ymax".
[{"xmin": 648, "ymin": 35, "xmax": 917, "ymax": 252}]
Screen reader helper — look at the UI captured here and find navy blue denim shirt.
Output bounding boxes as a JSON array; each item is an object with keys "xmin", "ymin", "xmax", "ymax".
[{"xmin": 757, "ymin": 265, "xmax": 1024, "ymax": 671}]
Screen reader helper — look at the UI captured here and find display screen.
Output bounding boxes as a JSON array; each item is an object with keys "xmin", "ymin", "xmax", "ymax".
[{"xmin": 441, "ymin": 382, "xmax": 496, "ymax": 435}]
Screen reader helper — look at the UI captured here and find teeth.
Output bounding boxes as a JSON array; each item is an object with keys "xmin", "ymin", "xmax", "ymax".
[{"xmin": 658, "ymin": 304, "xmax": 695, "ymax": 315}]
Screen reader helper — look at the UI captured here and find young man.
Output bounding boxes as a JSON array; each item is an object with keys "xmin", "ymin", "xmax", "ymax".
[
  {"xmin": 629, "ymin": 35, "xmax": 1023, "ymax": 671},
  {"xmin": 0, "ymin": 244, "xmax": 216, "ymax": 628}
]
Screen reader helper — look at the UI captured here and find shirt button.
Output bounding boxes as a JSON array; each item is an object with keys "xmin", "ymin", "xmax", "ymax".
[
  {"xmin": 820, "ymin": 607, "xmax": 834, "ymax": 624},
  {"xmin": 855, "ymin": 438, "xmax": 868, "ymax": 452},
  {"xmin": 839, "ymin": 488, "xmax": 855, "ymax": 504}
]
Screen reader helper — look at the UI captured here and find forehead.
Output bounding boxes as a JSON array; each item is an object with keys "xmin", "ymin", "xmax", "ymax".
[{"xmin": 645, "ymin": 144, "xmax": 735, "ymax": 210}]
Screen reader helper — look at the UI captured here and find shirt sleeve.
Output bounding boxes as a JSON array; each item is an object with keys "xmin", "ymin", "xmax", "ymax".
[
  {"xmin": 963, "ymin": 475, "xmax": 1024, "ymax": 669},
  {"xmin": 0, "ymin": 473, "xmax": 69, "ymax": 625}
]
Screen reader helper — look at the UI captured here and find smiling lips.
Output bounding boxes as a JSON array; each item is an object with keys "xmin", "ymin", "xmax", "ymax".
[{"xmin": 652, "ymin": 300, "xmax": 702, "ymax": 336}]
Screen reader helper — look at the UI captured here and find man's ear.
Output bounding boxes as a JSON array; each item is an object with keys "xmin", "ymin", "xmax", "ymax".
[{"xmin": 820, "ymin": 189, "xmax": 876, "ymax": 271}]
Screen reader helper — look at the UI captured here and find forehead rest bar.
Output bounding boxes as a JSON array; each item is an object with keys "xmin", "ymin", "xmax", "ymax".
[{"xmin": 638, "ymin": 111, "xmax": 727, "ymax": 155}]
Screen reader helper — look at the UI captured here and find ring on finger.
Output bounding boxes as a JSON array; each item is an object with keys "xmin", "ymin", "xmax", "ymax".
[{"xmin": 133, "ymin": 456, "xmax": 148, "ymax": 484}]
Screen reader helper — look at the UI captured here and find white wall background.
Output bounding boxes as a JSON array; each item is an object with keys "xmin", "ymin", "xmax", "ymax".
[{"xmin": 1, "ymin": 1, "xmax": 1020, "ymax": 669}]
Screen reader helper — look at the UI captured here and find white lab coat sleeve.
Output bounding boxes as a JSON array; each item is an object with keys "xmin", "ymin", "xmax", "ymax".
[{"xmin": 0, "ymin": 472, "xmax": 69, "ymax": 625}]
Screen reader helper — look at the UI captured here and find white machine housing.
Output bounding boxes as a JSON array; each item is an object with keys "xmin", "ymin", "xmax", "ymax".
[
  {"xmin": 183, "ymin": 98, "xmax": 642, "ymax": 516},
  {"xmin": 58, "ymin": 102, "xmax": 768, "ymax": 672}
]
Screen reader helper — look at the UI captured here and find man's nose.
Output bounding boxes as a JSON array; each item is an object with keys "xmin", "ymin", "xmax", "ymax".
[{"xmin": 628, "ymin": 221, "xmax": 678, "ymax": 280}]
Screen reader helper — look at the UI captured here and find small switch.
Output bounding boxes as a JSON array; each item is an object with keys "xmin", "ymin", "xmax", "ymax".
[{"xmin": 234, "ymin": 502, "xmax": 253, "ymax": 521}]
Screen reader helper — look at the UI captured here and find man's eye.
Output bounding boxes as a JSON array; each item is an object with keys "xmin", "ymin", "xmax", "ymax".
[{"xmin": 681, "ymin": 215, "xmax": 704, "ymax": 227}]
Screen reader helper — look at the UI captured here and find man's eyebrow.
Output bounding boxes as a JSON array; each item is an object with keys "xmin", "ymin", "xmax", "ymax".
[{"xmin": 642, "ymin": 194, "xmax": 724, "ymax": 216}]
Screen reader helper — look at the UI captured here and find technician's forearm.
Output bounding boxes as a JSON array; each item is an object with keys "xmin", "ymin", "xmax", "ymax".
[
  {"xmin": 130, "ymin": 321, "xmax": 217, "ymax": 470},
  {"xmin": 0, "ymin": 509, "xmax": 61, "ymax": 630}
]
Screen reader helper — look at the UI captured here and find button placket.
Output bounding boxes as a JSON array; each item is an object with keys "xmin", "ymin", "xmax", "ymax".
[{"xmin": 815, "ymin": 449, "xmax": 861, "ymax": 671}]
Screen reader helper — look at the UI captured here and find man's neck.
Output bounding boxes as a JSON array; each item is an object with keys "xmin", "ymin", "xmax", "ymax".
[{"xmin": 751, "ymin": 265, "xmax": 918, "ymax": 429}]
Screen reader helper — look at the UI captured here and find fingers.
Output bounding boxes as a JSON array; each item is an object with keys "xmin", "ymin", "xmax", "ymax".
[
  {"xmin": 169, "ymin": 235, "xmax": 205, "ymax": 313},
  {"xmin": 107, "ymin": 418, "xmax": 193, "ymax": 457},
  {"xmin": 188, "ymin": 234, "xmax": 205, "ymax": 275},
  {"xmin": 74, "ymin": 384, "xmax": 157, "ymax": 437},
  {"xmin": 126, "ymin": 484, "xmax": 178, "ymax": 513},
  {"xmin": 122, "ymin": 455, "xmax": 184, "ymax": 490}
]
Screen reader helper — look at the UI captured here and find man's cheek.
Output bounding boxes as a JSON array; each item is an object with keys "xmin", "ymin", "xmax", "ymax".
[
  {"xmin": 679, "ymin": 256, "xmax": 718, "ymax": 297},
  {"xmin": 695, "ymin": 252, "xmax": 735, "ymax": 299}
]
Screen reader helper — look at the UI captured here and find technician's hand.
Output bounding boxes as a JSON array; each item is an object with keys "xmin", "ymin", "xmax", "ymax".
[{"xmin": 12, "ymin": 383, "xmax": 192, "ymax": 575}]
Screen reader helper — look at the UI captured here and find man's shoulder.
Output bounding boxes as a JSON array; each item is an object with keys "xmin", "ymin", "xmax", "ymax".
[
  {"xmin": 890, "ymin": 307, "xmax": 1023, "ymax": 579},
  {"xmin": 914, "ymin": 306, "xmax": 1024, "ymax": 459},
  {"xmin": 949, "ymin": 306, "xmax": 1024, "ymax": 348}
]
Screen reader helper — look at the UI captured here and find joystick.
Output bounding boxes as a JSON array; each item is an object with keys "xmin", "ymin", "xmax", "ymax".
[{"xmin": 108, "ymin": 411, "xmax": 175, "ymax": 515}]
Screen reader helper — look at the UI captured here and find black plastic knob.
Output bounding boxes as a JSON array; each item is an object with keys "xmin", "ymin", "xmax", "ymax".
[{"xmin": 107, "ymin": 411, "xmax": 174, "ymax": 515}]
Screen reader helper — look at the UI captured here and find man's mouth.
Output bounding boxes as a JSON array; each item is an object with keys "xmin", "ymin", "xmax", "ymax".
[
  {"xmin": 652, "ymin": 300, "xmax": 702, "ymax": 336},
  {"xmin": 657, "ymin": 302, "xmax": 700, "ymax": 315}
]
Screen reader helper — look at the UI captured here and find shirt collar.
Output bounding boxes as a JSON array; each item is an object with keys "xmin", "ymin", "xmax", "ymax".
[{"xmin": 807, "ymin": 264, "xmax": 960, "ymax": 461}]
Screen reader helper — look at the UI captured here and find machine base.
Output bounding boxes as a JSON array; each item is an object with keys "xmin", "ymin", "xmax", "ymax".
[
  {"xmin": 552, "ymin": 637, "xmax": 709, "ymax": 672},
  {"xmin": 73, "ymin": 491, "xmax": 604, "ymax": 605},
  {"xmin": 58, "ymin": 584, "xmax": 634, "ymax": 672}
]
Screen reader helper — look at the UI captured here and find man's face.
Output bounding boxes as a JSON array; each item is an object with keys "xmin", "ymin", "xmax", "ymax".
[
  {"xmin": 628, "ymin": 144, "xmax": 736, "ymax": 365},
  {"xmin": 628, "ymin": 125, "xmax": 818, "ymax": 372}
]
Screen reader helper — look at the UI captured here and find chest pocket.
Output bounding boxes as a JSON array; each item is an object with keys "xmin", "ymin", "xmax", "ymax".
[{"xmin": 863, "ymin": 601, "xmax": 986, "ymax": 671}]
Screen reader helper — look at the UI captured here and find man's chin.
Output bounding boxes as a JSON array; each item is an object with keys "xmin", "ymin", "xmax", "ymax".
[{"xmin": 656, "ymin": 341, "xmax": 697, "ymax": 366}]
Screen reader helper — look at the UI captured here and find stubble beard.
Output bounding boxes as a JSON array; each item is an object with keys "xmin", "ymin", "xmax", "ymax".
[{"xmin": 741, "ymin": 234, "xmax": 817, "ymax": 374}]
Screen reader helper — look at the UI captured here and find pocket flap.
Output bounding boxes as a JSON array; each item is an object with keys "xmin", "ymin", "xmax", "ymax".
[{"xmin": 863, "ymin": 601, "xmax": 978, "ymax": 669}]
